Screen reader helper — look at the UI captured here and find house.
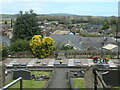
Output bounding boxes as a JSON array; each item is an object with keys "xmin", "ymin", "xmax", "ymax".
[
  {"xmin": 50, "ymin": 34, "xmax": 116, "ymax": 51},
  {"xmin": 102, "ymin": 43, "xmax": 118, "ymax": 52},
  {"xmin": 0, "ymin": 36, "xmax": 11, "ymax": 47},
  {"xmin": 50, "ymin": 34, "xmax": 80, "ymax": 50},
  {"xmin": 52, "ymin": 30, "xmax": 70, "ymax": 35}
]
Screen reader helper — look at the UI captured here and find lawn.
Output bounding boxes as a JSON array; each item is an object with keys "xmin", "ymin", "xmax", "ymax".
[
  {"xmin": 73, "ymin": 78, "xmax": 85, "ymax": 88},
  {"xmin": 31, "ymin": 71, "xmax": 51, "ymax": 77},
  {"xmin": 8, "ymin": 71, "xmax": 51, "ymax": 89},
  {"xmin": 112, "ymin": 87, "xmax": 120, "ymax": 90},
  {"xmin": 9, "ymin": 80, "xmax": 47, "ymax": 88}
]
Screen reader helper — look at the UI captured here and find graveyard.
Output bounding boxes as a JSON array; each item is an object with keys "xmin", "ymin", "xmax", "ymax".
[{"xmin": 0, "ymin": 56, "xmax": 119, "ymax": 89}]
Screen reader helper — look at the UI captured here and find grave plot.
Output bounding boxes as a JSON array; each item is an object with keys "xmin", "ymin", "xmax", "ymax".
[
  {"xmin": 9, "ymin": 70, "xmax": 52, "ymax": 88},
  {"xmin": 74, "ymin": 59, "xmax": 82, "ymax": 66}
]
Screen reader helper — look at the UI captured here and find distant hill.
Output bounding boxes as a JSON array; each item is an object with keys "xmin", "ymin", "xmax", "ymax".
[
  {"xmin": 0, "ymin": 14, "xmax": 17, "ymax": 18},
  {"xmin": 48, "ymin": 13, "xmax": 80, "ymax": 16}
]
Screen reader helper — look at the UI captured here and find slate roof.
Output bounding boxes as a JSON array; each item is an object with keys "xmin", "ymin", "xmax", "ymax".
[
  {"xmin": 50, "ymin": 34, "xmax": 116, "ymax": 50},
  {"xmin": 0, "ymin": 36, "xmax": 11, "ymax": 46}
]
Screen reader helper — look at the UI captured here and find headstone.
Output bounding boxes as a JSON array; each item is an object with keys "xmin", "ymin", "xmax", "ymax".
[
  {"xmin": 13, "ymin": 70, "xmax": 31, "ymax": 80},
  {"xmin": 54, "ymin": 62, "xmax": 60, "ymax": 66},
  {"xmin": 74, "ymin": 60, "xmax": 81, "ymax": 63},
  {"xmin": 13, "ymin": 63, "xmax": 20, "ymax": 66},
  {"xmin": 19, "ymin": 63, "xmax": 27, "ymax": 66}
]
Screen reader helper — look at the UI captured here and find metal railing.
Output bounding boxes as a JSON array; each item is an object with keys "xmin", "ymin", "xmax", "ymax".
[{"xmin": 0, "ymin": 77, "xmax": 23, "ymax": 90}]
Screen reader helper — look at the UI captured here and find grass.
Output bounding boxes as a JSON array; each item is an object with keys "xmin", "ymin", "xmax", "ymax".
[
  {"xmin": 31, "ymin": 71, "xmax": 51, "ymax": 77},
  {"xmin": 112, "ymin": 87, "xmax": 120, "ymax": 90},
  {"xmin": 9, "ymin": 80, "xmax": 47, "ymax": 89},
  {"xmin": 8, "ymin": 71, "xmax": 51, "ymax": 89},
  {"xmin": 73, "ymin": 78, "xmax": 85, "ymax": 88}
]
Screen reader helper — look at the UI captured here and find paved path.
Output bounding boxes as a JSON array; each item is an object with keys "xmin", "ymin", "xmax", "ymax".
[{"xmin": 48, "ymin": 68, "xmax": 70, "ymax": 88}]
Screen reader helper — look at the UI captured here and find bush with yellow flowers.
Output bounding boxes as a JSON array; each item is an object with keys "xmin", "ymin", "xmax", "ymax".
[{"xmin": 29, "ymin": 35, "xmax": 55, "ymax": 58}]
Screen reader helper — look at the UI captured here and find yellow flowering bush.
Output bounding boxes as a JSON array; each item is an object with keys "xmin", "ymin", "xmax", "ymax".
[{"xmin": 29, "ymin": 35, "xmax": 55, "ymax": 58}]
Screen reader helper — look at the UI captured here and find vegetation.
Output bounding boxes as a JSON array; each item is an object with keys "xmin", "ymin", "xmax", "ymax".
[
  {"xmin": 1, "ymin": 43, "xmax": 9, "ymax": 60},
  {"xmin": 12, "ymin": 10, "xmax": 42, "ymax": 41},
  {"xmin": 29, "ymin": 35, "xmax": 55, "ymax": 58},
  {"xmin": 31, "ymin": 71, "xmax": 51, "ymax": 77},
  {"xmin": 9, "ymin": 39, "xmax": 30, "ymax": 52},
  {"xmin": 9, "ymin": 80, "xmax": 47, "ymax": 88},
  {"xmin": 73, "ymin": 78, "xmax": 85, "ymax": 88}
]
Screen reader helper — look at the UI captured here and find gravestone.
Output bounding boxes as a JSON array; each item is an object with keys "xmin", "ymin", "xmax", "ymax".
[{"xmin": 13, "ymin": 70, "xmax": 30, "ymax": 80}]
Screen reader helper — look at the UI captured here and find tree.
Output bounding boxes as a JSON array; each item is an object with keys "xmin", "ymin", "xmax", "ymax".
[
  {"xmin": 29, "ymin": 35, "xmax": 55, "ymax": 58},
  {"xmin": 102, "ymin": 22, "xmax": 109, "ymax": 30},
  {"xmin": 12, "ymin": 10, "xmax": 42, "ymax": 41},
  {"xmin": 9, "ymin": 39, "xmax": 30, "ymax": 52}
]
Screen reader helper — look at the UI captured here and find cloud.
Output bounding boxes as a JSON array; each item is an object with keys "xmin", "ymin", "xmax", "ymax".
[{"xmin": 1, "ymin": 0, "xmax": 119, "ymax": 2}]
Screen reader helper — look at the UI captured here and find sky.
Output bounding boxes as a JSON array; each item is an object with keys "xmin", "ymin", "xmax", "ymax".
[{"xmin": 1, "ymin": 0, "xmax": 120, "ymax": 16}]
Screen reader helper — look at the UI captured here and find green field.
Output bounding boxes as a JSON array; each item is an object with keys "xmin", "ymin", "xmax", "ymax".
[{"xmin": 73, "ymin": 78, "xmax": 85, "ymax": 88}]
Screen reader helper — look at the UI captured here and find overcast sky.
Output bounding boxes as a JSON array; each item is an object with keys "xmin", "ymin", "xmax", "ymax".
[{"xmin": 1, "ymin": 0, "xmax": 119, "ymax": 16}]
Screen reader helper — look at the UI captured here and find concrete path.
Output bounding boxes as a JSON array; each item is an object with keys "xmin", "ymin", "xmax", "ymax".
[{"xmin": 48, "ymin": 68, "xmax": 70, "ymax": 88}]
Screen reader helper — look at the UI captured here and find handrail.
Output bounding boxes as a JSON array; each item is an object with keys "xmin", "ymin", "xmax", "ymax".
[
  {"xmin": 1, "ymin": 77, "xmax": 22, "ymax": 90},
  {"xmin": 95, "ymin": 71, "xmax": 107, "ymax": 88}
]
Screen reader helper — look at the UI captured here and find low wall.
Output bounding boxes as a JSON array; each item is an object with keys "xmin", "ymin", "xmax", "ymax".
[
  {"xmin": 5, "ymin": 73, "xmax": 13, "ymax": 84},
  {"xmin": 68, "ymin": 71, "xmax": 74, "ymax": 89},
  {"xmin": 44, "ymin": 70, "xmax": 55, "ymax": 88}
]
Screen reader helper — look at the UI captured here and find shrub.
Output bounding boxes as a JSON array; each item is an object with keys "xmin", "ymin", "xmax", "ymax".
[
  {"xmin": 29, "ymin": 35, "xmax": 55, "ymax": 58},
  {"xmin": 9, "ymin": 39, "xmax": 30, "ymax": 52},
  {"xmin": 1, "ymin": 44, "xmax": 9, "ymax": 60}
]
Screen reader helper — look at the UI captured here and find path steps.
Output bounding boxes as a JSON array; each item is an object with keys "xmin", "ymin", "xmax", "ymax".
[{"xmin": 48, "ymin": 68, "xmax": 70, "ymax": 88}]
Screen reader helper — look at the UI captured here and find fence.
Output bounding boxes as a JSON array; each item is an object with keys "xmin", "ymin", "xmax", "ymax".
[
  {"xmin": 53, "ymin": 50, "xmax": 118, "ymax": 59},
  {"xmin": 8, "ymin": 50, "xmax": 119, "ymax": 59}
]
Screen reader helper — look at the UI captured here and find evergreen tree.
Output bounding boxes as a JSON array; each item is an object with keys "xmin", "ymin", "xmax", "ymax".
[{"xmin": 12, "ymin": 10, "xmax": 42, "ymax": 41}]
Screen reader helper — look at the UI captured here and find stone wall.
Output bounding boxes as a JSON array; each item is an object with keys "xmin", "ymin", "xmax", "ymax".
[
  {"xmin": 0, "ymin": 61, "xmax": 5, "ymax": 88},
  {"xmin": 84, "ymin": 66, "xmax": 106, "ymax": 89},
  {"xmin": 84, "ymin": 66, "xmax": 95, "ymax": 88}
]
